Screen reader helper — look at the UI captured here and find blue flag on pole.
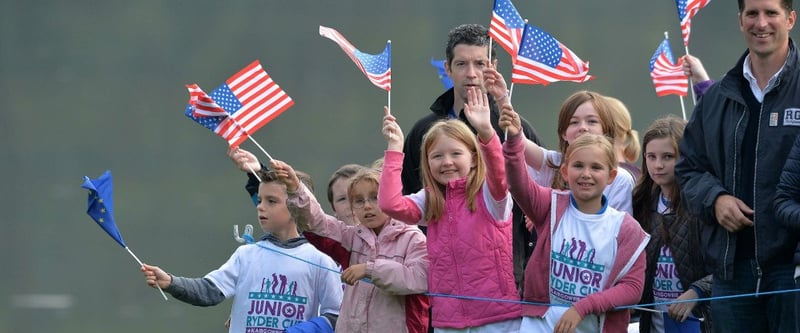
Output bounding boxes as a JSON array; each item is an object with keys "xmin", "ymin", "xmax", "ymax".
[
  {"xmin": 81, "ymin": 170, "xmax": 126, "ymax": 248},
  {"xmin": 663, "ymin": 313, "xmax": 702, "ymax": 333},
  {"xmin": 430, "ymin": 58, "xmax": 453, "ymax": 90}
]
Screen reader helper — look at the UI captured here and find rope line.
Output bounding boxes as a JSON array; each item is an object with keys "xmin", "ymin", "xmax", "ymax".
[{"xmin": 251, "ymin": 239, "xmax": 800, "ymax": 315}]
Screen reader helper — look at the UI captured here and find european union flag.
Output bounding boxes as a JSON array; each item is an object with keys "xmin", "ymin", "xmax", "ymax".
[
  {"xmin": 81, "ymin": 170, "xmax": 126, "ymax": 248},
  {"xmin": 663, "ymin": 312, "xmax": 702, "ymax": 333},
  {"xmin": 430, "ymin": 58, "xmax": 453, "ymax": 90}
]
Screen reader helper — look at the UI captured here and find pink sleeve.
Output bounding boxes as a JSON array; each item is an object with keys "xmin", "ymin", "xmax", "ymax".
[
  {"xmin": 572, "ymin": 217, "xmax": 649, "ymax": 317},
  {"xmin": 503, "ymin": 132, "xmax": 552, "ymax": 225},
  {"xmin": 367, "ymin": 229, "xmax": 429, "ymax": 295},
  {"xmin": 378, "ymin": 150, "xmax": 424, "ymax": 224},
  {"xmin": 286, "ymin": 184, "xmax": 352, "ymax": 246},
  {"xmin": 480, "ymin": 133, "xmax": 507, "ymax": 201},
  {"xmin": 573, "ymin": 251, "xmax": 645, "ymax": 317}
]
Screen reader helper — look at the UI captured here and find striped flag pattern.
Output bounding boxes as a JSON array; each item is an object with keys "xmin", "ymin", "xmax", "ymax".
[
  {"xmin": 649, "ymin": 38, "xmax": 688, "ymax": 97},
  {"xmin": 676, "ymin": 0, "xmax": 711, "ymax": 46},
  {"xmin": 319, "ymin": 25, "xmax": 391, "ymax": 91},
  {"xmin": 511, "ymin": 23, "xmax": 593, "ymax": 85},
  {"xmin": 185, "ymin": 60, "xmax": 294, "ymax": 147},
  {"xmin": 489, "ymin": 0, "xmax": 525, "ymax": 61}
]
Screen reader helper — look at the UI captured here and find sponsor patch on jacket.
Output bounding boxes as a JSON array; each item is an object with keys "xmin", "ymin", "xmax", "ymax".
[{"xmin": 783, "ymin": 109, "xmax": 800, "ymax": 126}]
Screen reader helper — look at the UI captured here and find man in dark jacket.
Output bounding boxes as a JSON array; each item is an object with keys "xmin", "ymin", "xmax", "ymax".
[
  {"xmin": 400, "ymin": 24, "xmax": 542, "ymax": 291},
  {"xmin": 774, "ymin": 135, "xmax": 800, "ymax": 333},
  {"xmin": 675, "ymin": 0, "xmax": 799, "ymax": 331}
]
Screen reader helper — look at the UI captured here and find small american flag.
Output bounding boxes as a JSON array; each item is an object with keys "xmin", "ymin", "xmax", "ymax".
[
  {"xmin": 489, "ymin": 0, "xmax": 525, "ymax": 61},
  {"xmin": 650, "ymin": 38, "xmax": 688, "ymax": 97},
  {"xmin": 319, "ymin": 25, "xmax": 391, "ymax": 91},
  {"xmin": 185, "ymin": 60, "xmax": 294, "ymax": 147},
  {"xmin": 676, "ymin": 0, "xmax": 711, "ymax": 46},
  {"xmin": 511, "ymin": 23, "xmax": 593, "ymax": 85}
]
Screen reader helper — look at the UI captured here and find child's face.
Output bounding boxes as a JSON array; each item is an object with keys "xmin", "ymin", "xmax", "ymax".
[
  {"xmin": 349, "ymin": 180, "xmax": 389, "ymax": 234},
  {"xmin": 562, "ymin": 102, "xmax": 604, "ymax": 144},
  {"xmin": 330, "ymin": 177, "xmax": 357, "ymax": 226},
  {"xmin": 426, "ymin": 135, "xmax": 476, "ymax": 186},
  {"xmin": 561, "ymin": 146, "xmax": 617, "ymax": 208},
  {"xmin": 645, "ymin": 137, "xmax": 677, "ymax": 190},
  {"xmin": 256, "ymin": 182, "xmax": 293, "ymax": 233}
]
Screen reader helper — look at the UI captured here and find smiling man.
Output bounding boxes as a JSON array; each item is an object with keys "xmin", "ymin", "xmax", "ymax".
[{"xmin": 675, "ymin": 0, "xmax": 799, "ymax": 331}]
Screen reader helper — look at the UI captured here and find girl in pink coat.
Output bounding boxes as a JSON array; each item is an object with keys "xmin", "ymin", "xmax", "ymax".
[
  {"xmin": 275, "ymin": 161, "xmax": 429, "ymax": 333},
  {"xmin": 378, "ymin": 87, "xmax": 522, "ymax": 332}
]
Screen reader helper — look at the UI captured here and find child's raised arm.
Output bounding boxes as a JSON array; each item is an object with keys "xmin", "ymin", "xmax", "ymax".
[
  {"xmin": 378, "ymin": 110, "xmax": 424, "ymax": 224},
  {"xmin": 502, "ymin": 107, "xmax": 552, "ymax": 225},
  {"xmin": 228, "ymin": 147, "xmax": 262, "ymax": 174},
  {"xmin": 382, "ymin": 106, "xmax": 404, "ymax": 152},
  {"xmin": 270, "ymin": 160, "xmax": 300, "ymax": 193},
  {"xmin": 463, "ymin": 87, "xmax": 495, "ymax": 143}
]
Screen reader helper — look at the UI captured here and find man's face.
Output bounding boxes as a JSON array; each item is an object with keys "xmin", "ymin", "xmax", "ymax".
[
  {"xmin": 446, "ymin": 44, "xmax": 489, "ymax": 104},
  {"xmin": 739, "ymin": 0, "xmax": 796, "ymax": 60}
]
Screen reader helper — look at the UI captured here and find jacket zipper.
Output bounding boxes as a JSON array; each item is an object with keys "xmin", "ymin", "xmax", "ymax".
[
  {"xmin": 753, "ymin": 102, "xmax": 765, "ymax": 296},
  {"xmin": 726, "ymin": 109, "xmax": 746, "ymax": 280}
]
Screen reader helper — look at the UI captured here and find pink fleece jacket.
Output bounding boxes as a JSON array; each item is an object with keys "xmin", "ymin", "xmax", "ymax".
[
  {"xmin": 378, "ymin": 134, "xmax": 521, "ymax": 329},
  {"xmin": 503, "ymin": 132, "xmax": 649, "ymax": 332},
  {"xmin": 288, "ymin": 185, "xmax": 429, "ymax": 333}
]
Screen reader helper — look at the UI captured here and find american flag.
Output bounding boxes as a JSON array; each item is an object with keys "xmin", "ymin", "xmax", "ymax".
[
  {"xmin": 184, "ymin": 60, "xmax": 294, "ymax": 147},
  {"xmin": 511, "ymin": 24, "xmax": 593, "ymax": 85},
  {"xmin": 650, "ymin": 38, "xmax": 688, "ymax": 97},
  {"xmin": 489, "ymin": 0, "xmax": 525, "ymax": 61},
  {"xmin": 319, "ymin": 25, "xmax": 391, "ymax": 91},
  {"xmin": 676, "ymin": 0, "xmax": 711, "ymax": 46}
]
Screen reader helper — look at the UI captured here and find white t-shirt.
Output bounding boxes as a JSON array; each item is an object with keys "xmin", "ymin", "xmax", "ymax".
[
  {"xmin": 205, "ymin": 241, "xmax": 343, "ymax": 333},
  {"xmin": 522, "ymin": 199, "xmax": 629, "ymax": 333},
  {"xmin": 528, "ymin": 147, "xmax": 635, "ymax": 215}
]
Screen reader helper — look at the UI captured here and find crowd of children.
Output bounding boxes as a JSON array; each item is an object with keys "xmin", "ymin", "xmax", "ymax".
[{"xmin": 140, "ymin": 1, "xmax": 800, "ymax": 330}]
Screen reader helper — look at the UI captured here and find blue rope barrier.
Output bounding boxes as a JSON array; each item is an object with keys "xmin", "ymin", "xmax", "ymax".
[{"xmin": 250, "ymin": 238, "xmax": 800, "ymax": 315}]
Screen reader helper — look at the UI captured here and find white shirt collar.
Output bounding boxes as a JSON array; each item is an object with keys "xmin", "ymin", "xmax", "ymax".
[{"xmin": 742, "ymin": 54, "xmax": 786, "ymax": 103}]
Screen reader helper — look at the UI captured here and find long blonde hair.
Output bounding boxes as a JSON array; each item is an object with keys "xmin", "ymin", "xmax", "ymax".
[
  {"xmin": 605, "ymin": 96, "xmax": 641, "ymax": 164},
  {"xmin": 420, "ymin": 120, "xmax": 486, "ymax": 221},
  {"xmin": 550, "ymin": 91, "xmax": 615, "ymax": 189}
]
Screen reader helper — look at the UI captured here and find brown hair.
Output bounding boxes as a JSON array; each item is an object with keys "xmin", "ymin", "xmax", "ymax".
[
  {"xmin": 549, "ymin": 90, "xmax": 615, "ymax": 189},
  {"xmin": 256, "ymin": 169, "xmax": 314, "ymax": 191},
  {"xmin": 631, "ymin": 116, "xmax": 687, "ymax": 232},
  {"xmin": 346, "ymin": 168, "xmax": 381, "ymax": 206},
  {"xmin": 420, "ymin": 120, "xmax": 486, "ymax": 221},
  {"xmin": 326, "ymin": 164, "xmax": 363, "ymax": 208}
]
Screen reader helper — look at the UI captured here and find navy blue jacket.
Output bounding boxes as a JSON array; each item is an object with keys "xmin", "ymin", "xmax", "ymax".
[
  {"xmin": 773, "ymin": 134, "xmax": 800, "ymax": 266},
  {"xmin": 676, "ymin": 40, "xmax": 800, "ymax": 279}
]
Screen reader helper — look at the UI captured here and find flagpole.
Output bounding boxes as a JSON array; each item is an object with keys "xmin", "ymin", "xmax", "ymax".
[
  {"xmin": 247, "ymin": 165, "xmax": 262, "ymax": 182},
  {"xmin": 225, "ymin": 115, "xmax": 274, "ymax": 162},
  {"xmin": 387, "ymin": 40, "xmax": 392, "ymax": 115},
  {"xmin": 679, "ymin": 95, "xmax": 687, "ymax": 121},
  {"xmin": 489, "ymin": 38, "xmax": 493, "ymax": 62},
  {"xmin": 684, "ymin": 43, "xmax": 698, "ymax": 106},
  {"xmin": 125, "ymin": 246, "xmax": 168, "ymax": 300},
  {"xmin": 503, "ymin": 83, "xmax": 516, "ymax": 140}
]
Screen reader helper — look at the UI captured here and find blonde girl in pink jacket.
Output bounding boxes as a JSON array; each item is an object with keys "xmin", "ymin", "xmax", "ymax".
[
  {"xmin": 378, "ymin": 87, "xmax": 522, "ymax": 332},
  {"xmin": 272, "ymin": 160, "xmax": 429, "ymax": 333}
]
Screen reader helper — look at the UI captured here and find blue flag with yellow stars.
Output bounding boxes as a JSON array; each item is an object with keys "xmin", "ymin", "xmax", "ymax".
[
  {"xmin": 430, "ymin": 58, "xmax": 453, "ymax": 90},
  {"xmin": 81, "ymin": 170, "xmax": 126, "ymax": 248}
]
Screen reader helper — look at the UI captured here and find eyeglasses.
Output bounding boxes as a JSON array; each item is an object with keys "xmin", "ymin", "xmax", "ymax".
[{"xmin": 352, "ymin": 196, "xmax": 379, "ymax": 209}]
